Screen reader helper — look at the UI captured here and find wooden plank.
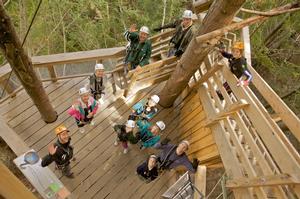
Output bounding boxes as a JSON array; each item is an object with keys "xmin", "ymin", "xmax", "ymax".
[
  {"xmin": 196, "ymin": 63, "xmax": 223, "ymax": 85},
  {"xmin": 0, "ymin": 162, "xmax": 37, "ymax": 199},
  {"xmin": 226, "ymin": 174, "xmax": 300, "ymax": 188},
  {"xmin": 0, "ymin": 117, "xmax": 29, "ymax": 156},
  {"xmin": 249, "ymin": 66, "xmax": 300, "ymax": 142},
  {"xmin": 47, "ymin": 65, "xmax": 57, "ymax": 82},
  {"xmin": 198, "ymin": 85, "xmax": 254, "ymax": 198},
  {"xmin": 222, "ymin": 66, "xmax": 300, "ymax": 180},
  {"xmin": 194, "ymin": 165, "xmax": 207, "ymax": 198}
]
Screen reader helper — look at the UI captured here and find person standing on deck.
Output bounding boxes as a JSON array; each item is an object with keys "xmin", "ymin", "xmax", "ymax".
[
  {"xmin": 123, "ymin": 24, "xmax": 152, "ymax": 73},
  {"xmin": 153, "ymin": 10, "xmax": 195, "ymax": 57},
  {"xmin": 128, "ymin": 95, "xmax": 160, "ymax": 121},
  {"xmin": 135, "ymin": 120, "xmax": 166, "ymax": 149},
  {"xmin": 113, "ymin": 120, "xmax": 138, "ymax": 154},
  {"xmin": 68, "ymin": 87, "xmax": 99, "ymax": 134},
  {"xmin": 155, "ymin": 140, "xmax": 199, "ymax": 173},
  {"xmin": 41, "ymin": 125, "xmax": 74, "ymax": 178},
  {"xmin": 89, "ymin": 63, "xmax": 106, "ymax": 104}
]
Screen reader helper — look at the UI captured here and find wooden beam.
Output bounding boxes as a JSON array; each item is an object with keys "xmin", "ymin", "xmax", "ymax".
[
  {"xmin": 47, "ymin": 65, "xmax": 57, "ymax": 82},
  {"xmin": 204, "ymin": 100, "xmax": 249, "ymax": 126},
  {"xmin": 194, "ymin": 165, "xmax": 207, "ymax": 199},
  {"xmin": 226, "ymin": 174, "xmax": 300, "ymax": 188},
  {"xmin": 196, "ymin": 63, "xmax": 223, "ymax": 85},
  {"xmin": 0, "ymin": 162, "xmax": 37, "ymax": 199}
]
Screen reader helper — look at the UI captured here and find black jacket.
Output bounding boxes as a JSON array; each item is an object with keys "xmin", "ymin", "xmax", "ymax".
[
  {"xmin": 136, "ymin": 162, "xmax": 158, "ymax": 183},
  {"xmin": 160, "ymin": 19, "xmax": 194, "ymax": 53},
  {"xmin": 41, "ymin": 138, "xmax": 73, "ymax": 167}
]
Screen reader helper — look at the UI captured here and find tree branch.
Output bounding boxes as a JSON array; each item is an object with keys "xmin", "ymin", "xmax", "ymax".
[{"xmin": 240, "ymin": 4, "xmax": 300, "ymax": 16}]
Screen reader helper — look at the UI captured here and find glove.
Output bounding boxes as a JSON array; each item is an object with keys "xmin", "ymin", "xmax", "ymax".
[
  {"xmin": 174, "ymin": 49, "xmax": 184, "ymax": 57},
  {"xmin": 192, "ymin": 158, "xmax": 200, "ymax": 171},
  {"xmin": 153, "ymin": 27, "xmax": 162, "ymax": 32},
  {"xmin": 237, "ymin": 80, "xmax": 249, "ymax": 87},
  {"xmin": 161, "ymin": 138, "xmax": 171, "ymax": 145}
]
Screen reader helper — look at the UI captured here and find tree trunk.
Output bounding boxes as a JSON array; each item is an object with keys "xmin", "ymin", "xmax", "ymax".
[
  {"xmin": 159, "ymin": 0, "xmax": 246, "ymax": 107},
  {"xmin": 0, "ymin": 2, "xmax": 57, "ymax": 123}
]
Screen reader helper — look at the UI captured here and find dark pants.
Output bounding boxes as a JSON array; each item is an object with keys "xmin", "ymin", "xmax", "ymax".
[
  {"xmin": 56, "ymin": 163, "xmax": 72, "ymax": 177},
  {"xmin": 76, "ymin": 117, "xmax": 94, "ymax": 127}
]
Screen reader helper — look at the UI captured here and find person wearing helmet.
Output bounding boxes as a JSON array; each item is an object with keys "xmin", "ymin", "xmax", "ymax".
[
  {"xmin": 153, "ymin": 10, "xmax": 196, "ymax": 57},
  {"xmin": 154, "ymin": 140, "xmax": 199, "ymax": 173},
  {"xmin": 113, "ymin": 120, "xmax": 138, "ymax": 154},
  {"xmin": 217, "ymin": 41, "xmax": 253, "ymax": 99},
  {"xmin": 123, "ymin": 24, "xmax": 152, "ymax": 72},
  {"xmin": 41, "ymin": 125, "xmax": 74, "ymax": 178},
  {"xmin": 135, "ymin": 120, "xmax": 165, "ymax": 149},
  {"xmin": 129, "ymin": 95, "xmax": 160, "ymax": 121},
  {"xmin": 68, "ymin": 87, "xmax": 99, "ymax": 133},
  {"xmin": 89, "ymin": 63, "xmax": 107, "ymax": 102},
  {"xmin": 136, "ymin": 154, "xmax": 159, "ymax": 183}
]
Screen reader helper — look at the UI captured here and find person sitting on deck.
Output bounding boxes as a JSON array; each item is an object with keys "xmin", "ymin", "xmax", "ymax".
[
  {"xmin": 217, "ymin": 41, "xmax": 253, "ymax": 99},
  {"xmin": 123, "ymin": 24, "xmax": 152, "ymax": 73},
  {"xmin": 41, "ymin": 125, "xmax": 74, "ymax": 178},
  {"xmin": 154, "ymin": 140, "xmax": 199, "ymax": 173},
  {"xmin": 68, "ymin": 87, "xmax": 99, "ymax": 134},
  {"xmin": 89, "ymin": 63, "xmax": 106, "ymax": 103},
  {"xmin": 113, "ymin": 120, "xmax": 138, "ymax": 154},
  {"xmin": 135, "ymin": 120, "xmax": 166, "ymax": 149},
  {"xmin": 153, "ymin": 10, "xmax": 196, "ymax": 57},
  {"xmin": 136, "ymin": 154, "xmax": 159, "ymax": 183},
  {"xmin": 128, "ymin": 95, "xmax": 160, "ymax": 121}
]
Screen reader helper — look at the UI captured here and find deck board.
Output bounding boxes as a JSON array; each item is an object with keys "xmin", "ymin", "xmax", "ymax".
[{"xmin": 0, "ymin": 77, "xmax": 194, "ymax": 199}]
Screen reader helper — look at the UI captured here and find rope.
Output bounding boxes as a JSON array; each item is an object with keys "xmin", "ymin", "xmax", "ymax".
[
  {"xmin": 206, "ymin": 172, "xmax": 225, "ymax": 199},
  {"xmin": 0, "ymin": 0, "xmax": 43, "ymax": 99}
]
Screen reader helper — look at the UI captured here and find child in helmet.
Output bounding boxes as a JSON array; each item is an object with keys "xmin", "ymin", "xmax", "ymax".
[
  {"xmin": 136, "ymin": 155, "xmax": 159, "ymax": 183},
  {"xmin": 113, "ymin": 120, "xmax": 138, "ymax": 154},
  {"xmin": 89, "ymin": 63, "xmax": 106, "ymax": 103},
  {"xmin": 220, "ymin": 41, "xmax": 253, "ymax": 86},
  {"xmin": 217, "ymin": 41, "xmax": 253, "ymax": 99},
  {"xmin": 135, "ymin": 120, "xmax": 165, "ymax": 149},
  {"xmin": 129, "ymin": 95, "xmax": 160, "ymax": 121},
  {"xmin": 68, "ymin": 87, "xmax": 99, "ymax": 133}
]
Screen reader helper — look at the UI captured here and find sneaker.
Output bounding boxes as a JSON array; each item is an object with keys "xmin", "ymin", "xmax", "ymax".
[
  {"xmin": 98, "ymin": 98, "xmax": 104, "ymax": 105},
  {"xmin": 65, "ymin": 172, "xmax": 75, "ymax": 179},
  {"xmin": 79, "ymin": 128, "xmax": 85, "ymax": 134},
  {"xmin": 90, "ymin": 120, "xmax": 95, "ymax": 126},
  {"xmin": 123, "ymin": 148, "xmax": 128, "ymax": 154},
  {"xmin": 114, "ymin": 140, "xmax": 119, "ymax": 146}
]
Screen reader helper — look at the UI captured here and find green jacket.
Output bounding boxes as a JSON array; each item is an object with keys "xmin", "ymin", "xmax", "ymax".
[{"xmin": 124, "ymin": 31, "xmax": 152, "ymax": 69}]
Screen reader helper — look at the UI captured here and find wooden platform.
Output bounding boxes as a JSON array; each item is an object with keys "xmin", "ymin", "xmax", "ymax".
[{"xmin": 0, "ymin": 76, "xmax": 190, "ymax": 199}]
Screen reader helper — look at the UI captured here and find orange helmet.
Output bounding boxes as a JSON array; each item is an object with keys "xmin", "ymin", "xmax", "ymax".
[
  {"xmin": 233, "ymin": 42, "xmax": 244, "ymax": 50},
  {"xmin": 55, "ymin": 124, "xmax": 69, "ymax": 135}
]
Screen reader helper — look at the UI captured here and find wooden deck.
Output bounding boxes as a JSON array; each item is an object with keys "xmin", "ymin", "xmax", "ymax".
[{"xmin": 0, "ymin": 76, "xmax": 192, "ymax": 199}]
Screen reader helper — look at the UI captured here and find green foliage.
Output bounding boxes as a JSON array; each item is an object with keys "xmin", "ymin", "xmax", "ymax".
[{"xmin": 3, "ymin": 0, "xmax": 185, "ymax": 56}]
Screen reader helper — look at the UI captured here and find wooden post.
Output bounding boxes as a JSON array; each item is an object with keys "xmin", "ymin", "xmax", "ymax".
[
  {"xmin": 0, "ymin": 77, "xmax": 17, "ymax": 97},
  {"xmin": 159, "ymin": 0, "xmax": 246, "ymax": 107},
  {"xmin": 0, "ymin": 2, "xmax": 57, "ymax": 123},
  {"xmin": 47, "ymin": 65, "xmax": 57, "ymax": 82},
  {"xmin": 0, "ymin": 163, "xmax": 37, "ymax": 199}
]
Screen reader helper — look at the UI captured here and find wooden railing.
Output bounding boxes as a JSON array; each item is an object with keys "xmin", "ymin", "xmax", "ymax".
[{"xmin": 188, "ymin": 25, "xmax": 300, "ymax": 198}]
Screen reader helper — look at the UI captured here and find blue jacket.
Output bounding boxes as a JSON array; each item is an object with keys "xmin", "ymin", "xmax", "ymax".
[
  {"xmin": 132, "ymin": 99, "xmax": 157, "ymax": 120},
  {"xmin": 137, "ymin": 120, "xmax": 160, "ymax": 148}
]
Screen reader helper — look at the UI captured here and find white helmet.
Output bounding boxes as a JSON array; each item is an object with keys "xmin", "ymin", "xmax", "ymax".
[
  {"xmin": 156, "ymin": 121, "xmax": 165, "ymax": 131},
  {"xmin": 150, "ymin": 95, "xmax": 160, "ymax": 104},
  {"xmin": 180, "ymin": 140, "xmax": 190, "ymax": 149},
  {"xmin": 182, "ymin": 10, "xmax": 193, "ymax": 19},
  {"xmin": 126, "ymin": 120, "xmax": 135, "ymax": 128},
  {"xmin": 140, "ymin": 26, "xmax": 150, "ymax": 34},
  {"xmin": 79, "ymin": 87, "xmax": 89, "ymax": 95},
  {"xmin": 95, "ymin": 63, "xmax": 104, "ymax": 71}
]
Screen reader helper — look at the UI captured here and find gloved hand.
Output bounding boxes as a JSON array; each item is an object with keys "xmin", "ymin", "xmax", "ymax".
[
  {"xmin": 174, "ymin": 49, "xmax": 184, "ymax": 57},
  {"xmin": 153, "ymin": 27, "xmax": 162, "ymax": 32},
  {"xmin": 161, "ymin": 138, "xmax": 171, "ymax": 145},
  {"xmin": 192, "ymin": 158, "xmax": 200, "ymax": 171}
]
